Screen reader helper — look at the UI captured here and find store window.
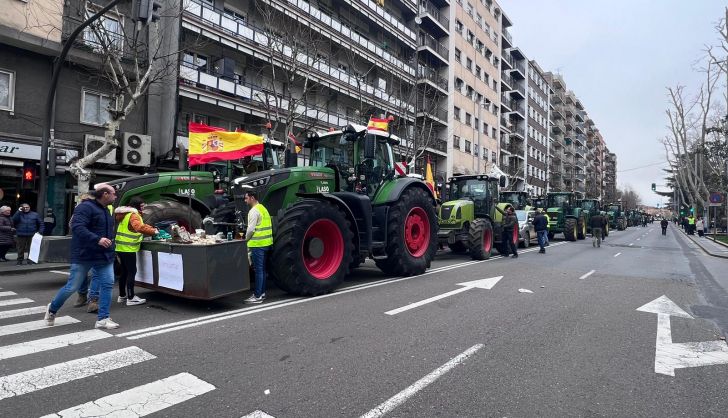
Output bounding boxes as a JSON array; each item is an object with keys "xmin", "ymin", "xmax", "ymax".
[
  {"xmin": 81, "ymin": 90, "xmax": 114, "ymax": 126},
  {"xmin": 0, "ymin": 69, "xmax": 14, "ymax": 112}
]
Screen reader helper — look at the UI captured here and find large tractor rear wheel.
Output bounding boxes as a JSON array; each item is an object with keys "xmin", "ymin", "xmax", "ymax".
[
  {"xmin": 469, "ymin": 218, "xmax": 493, "ymax": 260},
  {"xmin": 143, "ymin": 200, "xmax": 203, "ymax": 231},
  {"xmin": 577, "ymin": 217, "xmax": 586, "ymax": 240},
  {"xmin": 375, "ymin": 188, "xmax": 438, "ymax": 276},
  {"xmin": 271, "ymin": 200, "xmax": 353, "ymax": 296},
  {"xmin": 564, "ymin": 218, "xmax": 578, "ymax": 241}
]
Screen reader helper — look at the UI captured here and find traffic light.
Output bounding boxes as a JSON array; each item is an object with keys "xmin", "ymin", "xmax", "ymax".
[
  {"xmin": 134, "ymin": 0, "xmax": 161, "ymax": 25},
  {"xmin": 22, "ymin": 162, "xmax": 36, "ymax": 189},
  {"xmin": 651, "ymin": 183, "xmax": 656, "ymax": 191}
]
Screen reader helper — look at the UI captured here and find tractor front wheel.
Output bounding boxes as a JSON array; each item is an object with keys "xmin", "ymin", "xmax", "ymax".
[
  {"xmin": 271, "ymin": 200, "xmax": 353, "ymax": 295},
  {"xmin": 142, "ymin": 200, "xmax": 203, "ymax": 231},
  {"xmin": 469, "ymin": 218, "xmax": 493, "ymax": 260},
  {"xmin": 577, "ymin": 218, "xmax": 586, "ymax": 240},
  {"xmin": 564, "ymin": 218, "xmax": 578, "ymax": 241},
  {"xmin": 375, "ymin": 188, "xmax": 438, "ymax": 276}
]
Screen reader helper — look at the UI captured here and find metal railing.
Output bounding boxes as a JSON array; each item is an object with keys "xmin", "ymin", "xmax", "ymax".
[
  {"xmin": 501, "ymin": 72, "xmax": 514, "ymax": 88},
  {"xmin": 503, "ymin": 29, "xmax": 512, "ymax": 44},
  {"xmin": 418, "ymin": 65, "xmax": 448, "ymax": 91},
  {"xmin": 418, "ymin": 31, "xmax": 448, "ymax": 60},
  {"xmin": 419, "ymin": 0, "xmax": 449, "ymax": 30},
  {"xmin": 512, "ymin": 61, "xmax": 526, "ymax": 75}
]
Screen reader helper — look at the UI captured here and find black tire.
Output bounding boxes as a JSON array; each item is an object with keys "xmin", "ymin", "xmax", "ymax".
[
  {"xmin": 270, "ymin": 199, "xmax": 353, "ymax": 296},
  {"xmin": 448, "ymin": 241, "xmax": 468, "ymax": 254},
  {"xmin": 520, "ymin": 231, "xmax": 530, "ymax": 248},
  {"xmin": 468, "ymin": 218, "xmax": 493, "ymax": 260},
  {"xmin": 142, "ymin": 200, "xmax": 203, "ymax": 231},
  {"xmin": 375, "ymin": 187, "xmax": 438, "ymax": 276},
  {"xmin": 564, "ymin": 218, "xmax": 578, "ymax": 241},
  {"xmin": 577, "ymin": 217, "xmax": 586, "ymax": 240}
]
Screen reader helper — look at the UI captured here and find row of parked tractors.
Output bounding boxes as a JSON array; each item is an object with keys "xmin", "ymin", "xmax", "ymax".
[{"xmin": 105, "ymin": 124, "xmax": 632, "ymax": 296}]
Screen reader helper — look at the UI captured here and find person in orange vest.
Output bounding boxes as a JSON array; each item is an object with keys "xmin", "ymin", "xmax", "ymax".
[{"xmin": 114, "ymin": 197, "xmax": 158, "ymax": 305}]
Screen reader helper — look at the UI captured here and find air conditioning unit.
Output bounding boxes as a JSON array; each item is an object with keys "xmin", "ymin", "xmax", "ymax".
[
  {"xmin": 84, "ymin": 135, "xmax": 117, "ymax": 164},
  {"xmin": 122, "ymin": 133, "xmax": 152, "ymax": 167}
]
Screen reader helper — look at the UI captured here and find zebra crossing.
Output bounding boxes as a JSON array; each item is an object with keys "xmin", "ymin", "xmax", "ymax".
[{"xmin": 0, "ymin": 286, "xmax": 218, "ymax": 416}]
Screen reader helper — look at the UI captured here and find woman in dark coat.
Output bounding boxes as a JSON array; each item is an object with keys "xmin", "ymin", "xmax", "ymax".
[{"xmin": 0, "ymin": 206, "xmax": 15, "ymax": 262}]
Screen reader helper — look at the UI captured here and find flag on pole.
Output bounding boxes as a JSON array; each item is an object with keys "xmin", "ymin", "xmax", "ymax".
[
  {"xmin": 188, "ymin": 122, "xmax": 264, "ymax": 166},
  {"xmin": 288, "ymin": 131, "xmax": 302, "ymax": 153},
  {"xmin": 367, "ymin": 117, "xmax": 389, "ymax": 133},
  {"xmin": 425, "ymin": 157, "xmax": 437, "ymax": 199}
]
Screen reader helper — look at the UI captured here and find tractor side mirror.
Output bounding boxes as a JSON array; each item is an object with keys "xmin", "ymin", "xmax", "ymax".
[
  {"xmin": 364, "ymin": 135, "xmax": 376, "ymax": 159},
  {"xmin": 499, "ymin": 176, "xmax": 507, "ymax": 188}
]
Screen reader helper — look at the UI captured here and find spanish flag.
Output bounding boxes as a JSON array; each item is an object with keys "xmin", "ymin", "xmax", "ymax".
[
  {"xmin": 188, "ymin": 122, "xmax": 264, "ymax": 166},
  {"xmin": 367, "ymin": 117, "xmax": 389, "ymax": 133},
  {"xmin": 425, "ymin": 157, "xmax": 437, "ymax": 199}
]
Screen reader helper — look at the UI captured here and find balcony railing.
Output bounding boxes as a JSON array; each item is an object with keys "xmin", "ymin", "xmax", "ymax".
[
  {"xmin": 510, "ymin": 101, "xmax": 525, "ymax": 115},
  {"xmin": 502, "ymin": 52, "xmax": 514, "ymax": 68},
  {"xmin": 418, "ymin": 65, "xmax": 448, "ymax": 91},
  {"xmin": 419, "ymin": 0, "xmax": 449, "ymax": 30},
  {"xmin": 503, "ymin": 29, "xmax": 512, "ymax": 44},
  {"xmin": 416, "ymin": 100, "xmax": 447, "ymax": 121},
  {"xmin": 511, "ymin": 123, "xmax": 525, "ymax": 138},
  {"xmin": 501, "ymin": 72, "xmax": 514, "ymax": 89},
  {"xmin": 418, "ymin": 31, "xmax": 448, "ymax": 60},
  {"xmin": 512, "ymin": 61, "xmax": 526, "ymax": 75}
]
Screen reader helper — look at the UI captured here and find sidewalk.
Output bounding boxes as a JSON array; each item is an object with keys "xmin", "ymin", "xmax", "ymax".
[
  {"xmin": 679, "ymin": 228, "xmax": 728, "ymax": 259},
  {"xmin": 0, "ymin": 253, "xmax": 69, "ymax": 275}
]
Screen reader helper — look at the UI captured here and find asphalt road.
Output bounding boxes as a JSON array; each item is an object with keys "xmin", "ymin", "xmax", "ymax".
[{"xmin": 2, "ymin": 224, "xmax": 728, "ymax": 417}]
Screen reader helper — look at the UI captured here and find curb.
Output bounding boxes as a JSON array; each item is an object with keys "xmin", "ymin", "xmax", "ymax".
[
  {"xmin": 679, "ymin": 228, "xmax": 728, "ymax": 259},
  {"xmin": 0, "ymin": 263, "xmax": 70, "ymax": 275}
]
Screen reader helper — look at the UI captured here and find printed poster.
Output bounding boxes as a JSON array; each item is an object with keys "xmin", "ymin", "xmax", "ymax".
[
  {"xmin": 134, "ymin": 251, "xmax": 154, "ymax": 284},
  {"xmin": 157, "ymin": 252, "xmax": 184, "ymax": 291}
]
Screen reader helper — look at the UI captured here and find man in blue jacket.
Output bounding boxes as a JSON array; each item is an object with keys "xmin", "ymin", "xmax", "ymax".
[
  {"xmin": 533, "ymin": 209, "xmax": 549, "ymax": 254},
  {"xmin": 12, "ymin": 203, "xmax": 42, "ymax": 265},
  {"xmin": 45, "ymin": 183, "xmax": 120, "ymax": 329}
]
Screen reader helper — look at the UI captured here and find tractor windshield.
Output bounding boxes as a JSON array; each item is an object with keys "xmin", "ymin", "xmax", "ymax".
[
  {"xmin": 309, "ymin": 134, "xmax": 355, "ymax": 174},
  {"xmin": 501, "ymin": 193, "xmax": 526, "ymax": 209},
  {"xmin": 581, "ymin": 200, "xmax": 597, "ymax": 212},
  {"xmin": 547, "ymin": 194, "xmax": 572, "ymax": 209},
  {"xmin": 450, "ymin": 179, "xmax": 488, "ymax": 201},
  {"xmin": 607, "ymin": 205, "xmax": 621, "ymax": 212}
]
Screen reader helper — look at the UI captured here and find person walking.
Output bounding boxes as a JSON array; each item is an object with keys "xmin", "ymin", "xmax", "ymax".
[
  {"xmin": 45, "ymin": 183, "xmax": 120, "ymax": 329},
  {"xmin": 12, "ymin": 203, "xmax": 42, "ymax": 265},
  {"xmin": 496, "ymin": 206, "xmax": 519, "ymax": 258},
  {"xmin": 114, "ymin": 197, "xmax": 158, "ymax": 306},
  {"xmin": 696, "ymin": 217, "xmax": 704, "ymax": 237},
  {"xmin": 242, "ymin": 189, "xmax": 273, "ymax": 304},
  {"xmin": 661, "ymin": 218, "xmax": 669, "ymax": 235},
  {"xmin": 532, "ymin": 209, "xmax": 548, "ymax": 254},
  {"xmin": 0, "ymin": 206, "xmax": 15, "ymax": 262},
  {"xmin": 590, "ymin": 212, "xmax": 605, "ymax": 248}
]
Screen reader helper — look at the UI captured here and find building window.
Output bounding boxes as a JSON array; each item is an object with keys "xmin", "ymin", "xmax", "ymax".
[
  {"xmin": 474, "ymin": 117, "xmax": 479, "ymax": 130},
  {"xmin": 465, "ymin": 113, "xmax": 472, "ymax": 126},
  {"xmin": 475, "ymin": 65, "xmax": 482, "ymax": 79},
  {"xmin": 0, "ymin": 69, "xmax": 15, "ymax": 112},
  {"xmin": 455, "ymin": 48, "xmax": 461, "ymax": 62},
  {"xmin": 466, "ymin": 58, "xmax": 472, "ymax": 72},
  {"xmin": 454, "ymin": 106, "xmax": 461, "ymax": 121},
  {"xmin": 84, "ymin": 8, "xmax": 124, "ymax": 52},
  {"xmin": 453, "ymin": 135, "xmax": 461, "ymax": 150},
  {"xmin": 456, "ymin": 20, "xmax": 463, "ymax": 35},
  {"xmin": 492, "ymin": 151, "xmax": 497, "ymax": 163},
  {"xmin": 465, "ymin": 140, "xmax": 471, "ymax": 153},
  {"xmin": 81, "ymin": 90, "xmax": 115, "ymax": 126},
  {"xmin": 474, "ymin": 145, "xmax": 478, "ymax": 156}
]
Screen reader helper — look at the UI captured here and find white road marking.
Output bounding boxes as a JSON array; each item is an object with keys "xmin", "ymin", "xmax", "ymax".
[
  {"xmin": 637, "ymin": 296, "xmax": 728, "ymax": 376},
  {"xmin": 0, "ymin": 298, "xmax": 34, "ymax": 307},
  {"xmin": 385, "ymin": 276, "xmax": 502, "ymax": 315},
  {"xmin": 614, "ymin": 252, "xmax": 622, "ymax": 257},
  {"xmin": 0, "ymin": 306, "xmax": 47, "ymax": 320},
  {"xmin": 0, "ymin": 329, "xmax": 112, "ymax": 361},
  {"xmin": 359, "ymin": 344, "xmax": 484, "ymax": 418},
  {"xmin": 629, "ymin": 243, "xmax": 634, "ymax": 246},
  {"xmin": 40, "ymin": 372, "xmax": 214, "ymax": 418},
  {"xmin": 636, "ymin": 238, "xmax": 641, "ymax": 241},
  {"xmin": 49, "ymin": 270, "xmax": 70, "ymax": 276},
  {"xmin": 0, "ymin": 346, "xmax": 155, "ymax": 401},
  {"xmin": 578, "ymin": 270, "xmax": 596, "ymax": 280},
  {"xmin": 0, "ymin": 291, "xmax": 18, "ymax": 298},
  {"xmin": 240, "ymin": 411, "xmax": 276, "ymax": 418},
  {"xmin": 0, "ymin": 316, "xmax": 79, "ymax": 337}
]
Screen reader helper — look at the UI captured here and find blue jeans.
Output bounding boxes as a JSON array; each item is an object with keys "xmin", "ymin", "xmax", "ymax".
[
  {"xmin": 537, "ymin": 230, "xmax": 548, "ymax": 250},
  {"xmin": 251, "ymin": 247, "xmax": 269, "ymax": 298},
  {"xmin": 50, "ymin": 262, "xmax": 114, "ymax": 321}
]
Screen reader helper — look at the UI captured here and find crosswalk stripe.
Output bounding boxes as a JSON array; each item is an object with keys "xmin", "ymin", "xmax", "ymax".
[
  {"xmin": 0, "ymin": 329, "xmax": 112, "ymax": 361},
  {"xmin": 0, "ymin": 306, "xmax": 47, "ymax": 320},
  {"xmin": 0, "ymin": 291, "xmax": 18, "ymax": 298},
  {"xmin": 40, "ymin": 372, "xmax": 215, "ymax": 417},
  {"xmin": 0, "ymin": 316, "xmax": 79, "ymax": 337},
  {"xmin": 0, "ymin": 346, "xmax": 156, "ymax": 401},
  {"xmin": 0, "ymin": 298, "xmax": 34, "ymax": 307}
]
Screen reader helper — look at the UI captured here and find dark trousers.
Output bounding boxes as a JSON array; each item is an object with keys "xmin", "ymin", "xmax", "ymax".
[
  {"xmin": 16, "ymin": 236, "xmax": 32, "ymax": 261},
  {"xmin": 117, "ymin": 252, "xmax": 137, "ymax": 299},
  {"xmin": 501, "ymin": 229, "xmax": 518, "ymax": 256},
  {"xmin": 251, "ymin": 246, "xmax": 269, "ymax": 298},
  {"xmin": 0, "ymin": 244, "xmax": 10, "ymax": 260}
]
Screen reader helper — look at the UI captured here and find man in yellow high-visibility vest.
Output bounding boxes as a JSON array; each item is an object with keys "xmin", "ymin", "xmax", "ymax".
[{"xmin": 242, "ymin": 189, "xmax": 273, "ymax": 304}]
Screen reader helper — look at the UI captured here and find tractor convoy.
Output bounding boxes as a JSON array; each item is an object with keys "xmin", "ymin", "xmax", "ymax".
[{"xmin": 104, "ymin": 123, "xmax": 637, "ymax": 297}]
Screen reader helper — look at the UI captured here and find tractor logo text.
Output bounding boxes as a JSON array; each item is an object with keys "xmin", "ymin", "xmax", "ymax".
[
  {"xmin": 201, "ymin": 134, "xmax": 224, "ymax": 152},
  {"xmin": 178, "ymin": 188, "xmax": 196, "ymax": 196}
]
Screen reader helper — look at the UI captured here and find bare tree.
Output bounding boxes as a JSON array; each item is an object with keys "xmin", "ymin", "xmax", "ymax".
[{"xmin": 616, "ymin": 186, "xmax": 641, "ymax": 210}]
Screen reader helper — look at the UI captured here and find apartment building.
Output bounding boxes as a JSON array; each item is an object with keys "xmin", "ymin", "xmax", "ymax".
[
  {"xmin": 523, "ymin": 60, "xmax": 550, "ymax": 196},
  {"xmin": 448, "ymin": 0, "xmax": 503, "ymax": 177}
]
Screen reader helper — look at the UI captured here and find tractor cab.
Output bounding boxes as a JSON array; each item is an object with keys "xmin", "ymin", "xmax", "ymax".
[
  {"xmin": 545, "ymin": 192, "xmax": 586, "ymax": 241},
  {"xmin": 446, "ymin": 175, "xmax": 500, "ymax": 218},
  {"xmin": 499, "ymin": 191, "xmax": 532, "ymax": 211},
  {"xmin": 579, "ymin": 199, "xmax": 601, "ymax": 215}
]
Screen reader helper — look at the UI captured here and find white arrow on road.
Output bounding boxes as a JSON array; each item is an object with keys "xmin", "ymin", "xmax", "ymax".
[
  {"xmin": 637, "ymin": 295, "xmax": 728, "ymax": 376},
  {"xmin": 385, "ymin": 276, "xmax": 503, "ymax": 316}
]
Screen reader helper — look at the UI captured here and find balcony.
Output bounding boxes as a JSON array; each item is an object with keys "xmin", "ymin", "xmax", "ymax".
[
  {"xmin": 552, "ymin": 120, "xmax": 565, "ymax": 133},
  {"xmin": 501, "ymin": 52, "xmax": 514, "ymax": 69},
  {"xmin": 507, "ymin": 142, "xmax": 524, "ymax": 155},
  {"xmin": 551, "ymin": 91, "xmax": 564, "ymax": 104},
  {"xmin": 564, "ymin": 119, "xmax": 574, "ymax": 130},
  {"xmin": 508, "ymin": 80, "xmax": 525, "ymax": 98},
  {"xmin": 510, "ymin": 122, "xmax": 525, "ymax": 139},
  {"xmin": 501, "ymin": 72, "xmax": 514, "ymax": 89},
  {"xmin": 416, "ymin": 101, "xmax": 447, "ymax": 124},
  {"xmin": 575, "ymin": 134, "xmax": 586, "ymax": 146},
  {"xmin": 575, "ymin": 110, "xmax": 585, "ymax": 122},
  {"xmin": 509, "ymin": 59, "xmax": 526, "ymax": 79},
  {"xmin": 179, "ymin": 63, "xmax": 355, "ymax": 128},
  {"xmin": 418, "ymin": 31, "xmax": 449, "ymax": 65},
  {"xmin": 500, "ymin": 116, "xmax": 512, "ymax": 131},
  {"xmin": 500, "ymin": 94, "xmax": 512, "ymax": 111},
  {"xmin": 507, "ymin": 100, "xmax": 525, "ymax": 118},
  {"xmin": 503, "ymin": 29, "xmax": 513, "ymax": 46},
  {"xmin": 575, "ymin": 123, "xmax": 585, "ymax": 134},
  {"xmin": 552, "ymin": 105, "xmax": 564, "ymax": 120},
  {"xmin": 418, "ymin": 0, "xmax": 449, "ymax": 38},
  {"xmin": 417, "ymin": 65, "xmax": 448, "ymax": 92}
]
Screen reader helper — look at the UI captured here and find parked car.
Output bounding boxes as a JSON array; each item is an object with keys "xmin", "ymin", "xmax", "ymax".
[{"xmin": 516, "ymin": 209, "xmax": 537, "ymax": 248}]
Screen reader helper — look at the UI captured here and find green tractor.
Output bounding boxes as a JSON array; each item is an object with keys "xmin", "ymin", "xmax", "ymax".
[
  {"xmin": 605, "ymin": 203, "xmax": 627, "ymax": 231},
  {"xmin": 231, "ymin": 124, "xmax": 439, "ymax": 295},
  {"xmin": 499, "ymin": 191, "xmax": 533, "ymax": 211},
  {"xmin": 437, "ymin": 174, "xmax": 513, "ymax": 260},
  {"xmin": 545, "ymin": 192, "xmax": 587, "ymax": 241},
  {"xmin": 578, "ymin": 198, "xmax": 606, "ymax": 236}
]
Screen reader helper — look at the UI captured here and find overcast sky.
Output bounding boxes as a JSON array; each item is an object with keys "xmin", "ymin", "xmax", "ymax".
[{"xmin": 501, "ymin": 0, "xmax": 726, "ymax": 206}]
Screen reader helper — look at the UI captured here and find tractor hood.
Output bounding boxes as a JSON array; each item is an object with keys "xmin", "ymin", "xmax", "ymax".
[{"xmin": 438, "ymin": 199, "xmax": 473, "ymax": 226}]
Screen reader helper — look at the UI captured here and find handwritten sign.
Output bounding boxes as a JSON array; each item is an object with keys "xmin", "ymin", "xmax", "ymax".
[
  {"xmin": 134, "ymin": 251, "xmax": 154, "ymax": 284},
  {"xmin": 157, "ymin": 252, "xmax": 184, "ymax": 291},
  {"xmin": 28, "ymin": 233, "xmax": 43, "ymax": 263}
]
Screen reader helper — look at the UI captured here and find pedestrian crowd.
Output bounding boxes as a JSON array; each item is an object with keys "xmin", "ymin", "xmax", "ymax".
[{"xmin": 0, "ymin": 203, "xmax": 45, "ymax": 264}]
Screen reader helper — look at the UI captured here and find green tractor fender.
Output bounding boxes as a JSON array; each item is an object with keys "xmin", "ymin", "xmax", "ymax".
[
  {"xmin": 373, "ymin": 177, "xmax": 436, "ymax": 207},
  {"xmin": 157, "ymin": 193, "xmax": 214, "ymax": 219}
]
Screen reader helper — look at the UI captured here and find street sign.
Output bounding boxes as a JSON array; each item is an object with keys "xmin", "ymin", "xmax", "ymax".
[{"xmin": 709, "ymin": 192, "xmax": 724, "ymax": 207}]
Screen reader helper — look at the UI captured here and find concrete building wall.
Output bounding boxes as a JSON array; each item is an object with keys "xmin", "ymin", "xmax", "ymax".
[{"xmin": 526, "ymin": 60, "xmax": 549, "ymax": 196}]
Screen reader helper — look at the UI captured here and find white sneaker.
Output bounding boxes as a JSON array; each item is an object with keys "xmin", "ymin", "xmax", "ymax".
[
  {"xmin": 243, "ymin": 294, "xmax": 263, "ymax": 304},
  {"xmin": 117, "ymin": 296, "xmax": 128, "ymax": 303},
  {"xmin": 44, "ymin": 303, "xmax": 56, "ymax": 326},
  {"xmin": 95, "ymin": 318, "xmax": 120, "ymax": 329},
  {"xmin": 126, "ymin": 296, "xmax": 146, "ymax": 306}
]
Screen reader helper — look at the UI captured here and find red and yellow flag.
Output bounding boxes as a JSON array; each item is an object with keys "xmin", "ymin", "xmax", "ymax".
[
  {"xmin": 425, "ymin": 157, "xmax": 437, "ymax": 199},
  {"xmin": 367, "ymin": 117, "xmax": 389, "ymax": 132},
  {"xmin": 188, "ymin": 122, "xmax": 264, "ymax": 166}
]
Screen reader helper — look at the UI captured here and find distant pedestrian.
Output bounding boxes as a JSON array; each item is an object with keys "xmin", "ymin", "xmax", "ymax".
[
  {"xmin": 532, "ymin": 209, "xmax": 548, "ymax": 254},
  {"xmin": 661, "ymin": 219, "xmax": 669, "ymax": 235},
  {"xmin": 12, "ymin": 203, "xmax": 42, "ymax": 265},
  {"xmin": 696, "ymin": 217, "xmax": 704, "ymax": 237},
  {"xmin": 590, "ymin": 212, "xmax": 605, "ymax": 248},
  {"xmin": 242, "ymin": 189, "xmax": 273, "ymax": 304},
  {"xmin": 42, "ymin": 208, "xmax": 57, "ymax": 236},
  {"xmin": 45, "ymin": 183, "xmax": 120, "ymax": 329},
  {"xmin": 497, "ymin": 206, "xmax": 519, "ymax": 258},
  {"xmin": 0, "ymin": 206, "xmax": 15, "ymax": 262},
  {"xmin": 687, "ymin": 215, "xmax": 696, "ymax": 235},
  {"xmin": 114, "ymin": 197, "xmax": 158, "ymax": 306}
]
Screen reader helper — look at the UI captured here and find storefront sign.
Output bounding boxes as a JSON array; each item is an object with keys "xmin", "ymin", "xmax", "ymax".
[{"xmin": 0, "ymin": 141, "xmax": 41, "ymax": 160}]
